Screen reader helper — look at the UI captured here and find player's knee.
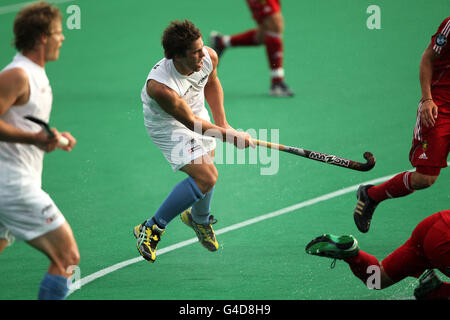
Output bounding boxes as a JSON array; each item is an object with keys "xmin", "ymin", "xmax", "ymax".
[
  {"xmin": 204, "ymin": 168, "xmax": 218, "ymax": 193},
  {"xmin": 211, "ymin": 168, "xmax": 219, "ymax": 186},
  {"xmin": 271, "ymin": 20, "xmax": 284, "ymax": 34},
  {"xmin": 378, "ymin": 264, "xmax": 396, "ymax": 290},
  {"xmin": 262, "ymin": 13, "xmax": 284, "ymax": 34},
  {"xmin": 69, "ymin": 248, "xmax": 81, "ymax": 267},
  {"xmin": 198, "ymin": 167, "xmax": 218, "ymax": 194},
  {"xmin": 57, "ymin": 247, "xmax": 80, "ymax": 273},
  {"xmin": 412, "ymin": 173, "xmax": 438, "ymax": 190},
  {"xmin": 423, "ymin": 175, "xmax": 438, "ymax": 188}
]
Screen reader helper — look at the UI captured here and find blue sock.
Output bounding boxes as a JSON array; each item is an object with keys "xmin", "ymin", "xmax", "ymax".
[
  {"xmin": 191, "ymin": 186, "xmax": 214, "ymax": 224},
  {"xmin": 38, "ymin": 272, "xmax": 69, "ymax": 300},
  {"xmin": 146, "ymin": 177, "xmax": 204, "ymax": 228}
]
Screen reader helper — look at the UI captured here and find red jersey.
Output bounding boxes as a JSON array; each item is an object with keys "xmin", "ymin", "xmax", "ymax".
[
  {"xmin": 430, "ymin": 17, "xmax": 450, "ymax": 106},
  {"xmin": 440, "ymin": 209, "xmax": 450, "ymax": 228}
]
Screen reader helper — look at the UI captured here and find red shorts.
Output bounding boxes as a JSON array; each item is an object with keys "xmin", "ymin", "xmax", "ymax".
[
  {"xmin": 381, "ymin": 210, "xmax": 450, "ymax": 282},
  {"xmin": 409, "ymin": 100, "xmax": 450, "ymax": 176},
  {"xmin": 246, "ymin": 0, "xmax": 281, "ymax": 24}
]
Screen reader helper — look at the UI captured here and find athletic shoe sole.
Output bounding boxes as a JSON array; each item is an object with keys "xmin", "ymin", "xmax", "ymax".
[{"xmin": 305, "ymin": 234, "xmax": 359, "ymax": 259}]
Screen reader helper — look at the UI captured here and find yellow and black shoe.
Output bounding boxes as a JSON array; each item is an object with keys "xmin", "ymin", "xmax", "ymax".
[
  {"xmin": 181, "ymin": 209, "xmax": 219, "ymax": 252},
  {"xmin": 134, "ymin": 221, "xmax": 165, "ymax": 263},
  {"xmin": 133, "ymin": 221, "xmax": 145, "ymax": 239}
]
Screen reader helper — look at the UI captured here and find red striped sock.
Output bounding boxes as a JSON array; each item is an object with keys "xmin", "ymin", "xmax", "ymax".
[
  {"xmin": 230, "ymin": 29, "xmax": 259, "ymax": 46},
  {"xmin": 264, "ymin": 32, "xmax": 284, "ymax": 84},
  {"xmin": 368, "ymin": 171, "xmax": 414, "ymax": 203}
]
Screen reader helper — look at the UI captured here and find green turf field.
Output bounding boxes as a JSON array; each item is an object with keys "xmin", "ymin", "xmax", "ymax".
[{"xmin": 0, "ymin": 0, "xmax": 449, "ymax": 301}]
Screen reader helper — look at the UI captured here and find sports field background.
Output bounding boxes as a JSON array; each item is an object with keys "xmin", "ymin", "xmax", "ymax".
[{"xmin": 0, "ymin": 0, "xmax": 449, "ymax": 300}]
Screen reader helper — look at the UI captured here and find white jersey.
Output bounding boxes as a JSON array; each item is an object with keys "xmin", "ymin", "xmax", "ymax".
[
  {"xmin": 0, "ymin": 53, "xmax": 53, "ymax": 191},
  {"xmin": 141, "ymin": 47, "xmax": 213, "ymax": 135}
]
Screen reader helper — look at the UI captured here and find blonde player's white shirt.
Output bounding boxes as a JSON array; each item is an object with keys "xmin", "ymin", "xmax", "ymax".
[
  {"xmin": 141, "ymin": 47, "xmax": 213, "ymax": 134},
  {"xmin": 0, "ymin": 53, "xmax": 53, "ymax": 192}
]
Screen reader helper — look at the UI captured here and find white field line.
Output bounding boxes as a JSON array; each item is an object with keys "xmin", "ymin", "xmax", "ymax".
[{"xmin": 68, "ymin": 171, "xmax": 406, "ymax": 296}]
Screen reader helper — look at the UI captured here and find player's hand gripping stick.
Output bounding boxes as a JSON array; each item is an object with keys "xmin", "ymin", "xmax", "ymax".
[{"xmin": 24, "ymin": 115, "xmax": 69, "ymax": 147}]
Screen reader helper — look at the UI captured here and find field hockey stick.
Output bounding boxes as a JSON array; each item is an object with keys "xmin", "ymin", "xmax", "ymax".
[
  {"xmin": 24, "ymin": 115, "xmax": 69, "ymax": 147},
  {"xmin": 252, "ymin": 139, "xmax": 375, "ymax": 172}
]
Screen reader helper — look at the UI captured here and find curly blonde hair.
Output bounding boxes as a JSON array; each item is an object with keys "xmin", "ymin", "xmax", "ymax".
[{"xmin": 13, "ymin": 1, "xmax": 62, "ymax": 52}]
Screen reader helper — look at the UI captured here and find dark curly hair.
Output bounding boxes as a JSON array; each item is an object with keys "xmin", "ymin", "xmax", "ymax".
[
  {"xmin": 13, "ymin": 1, "xmax": 62, "ymax": 52},
  {"xmin": 162, "ymin": 19, "xmax": 202, "ymax": 59}
]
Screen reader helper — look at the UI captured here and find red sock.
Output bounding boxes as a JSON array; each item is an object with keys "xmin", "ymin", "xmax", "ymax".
[
  {"xmin": 264, "ymin": 32, "xmax": 284, "ymax": 84},
  {"xmin": 368, "ymin": 171, "xmax": 414, "ymax": 203},
  {"xmin": 426, "ymin": 282, "xmax": 450, "ymax": 300},
  {"xmin": 344, "ymin": 251, "xmax": 381, "ymax": 286},
  {"xmin": 230, "ymin": 29, "xmax": 259, "ymax": 47}
]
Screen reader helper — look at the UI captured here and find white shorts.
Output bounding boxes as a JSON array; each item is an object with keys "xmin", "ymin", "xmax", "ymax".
[
  {"xmin": 147, "ymin": 125, "xmax": 216, "ymax": 171},
  {"xmin": 0, "ymin": 184, "xmax": 66, "ymax": 242}
]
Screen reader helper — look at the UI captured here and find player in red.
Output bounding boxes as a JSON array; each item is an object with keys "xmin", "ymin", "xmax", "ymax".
[
  {"xmin": 354, "ymin": 17, "xmax": 450, "ymax": 233},
  {"xmin": 306, "ymin": 209, "xmax": 450, "ymax": 300},
  {"xmin": 210, "ymin": 0, "xmax": 294, "ymax": 97}
]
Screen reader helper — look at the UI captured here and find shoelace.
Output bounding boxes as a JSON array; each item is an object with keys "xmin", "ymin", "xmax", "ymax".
[
  {"xmin": 196, "ymin": 216, "xmax": 217, "ymax": 240},
  {"xmin": 209, "ymin": 216, "xmax": 218, "ymax": 225},
  {"xmin": 137, "ymin": 228, "xmax": 148, "ymax": 246},
  {"xmin": 330, "ymin": 259, "xmax": 337, "ymax": 269},
  {"xmin": 138, "ymin": 226, "xmax": 160, "ymax": 245}
]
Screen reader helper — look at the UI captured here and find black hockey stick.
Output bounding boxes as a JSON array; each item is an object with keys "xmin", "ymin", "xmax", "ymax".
[{"xmin": 253, "ymin": 139, "xmax": 375, "ymax": 172}]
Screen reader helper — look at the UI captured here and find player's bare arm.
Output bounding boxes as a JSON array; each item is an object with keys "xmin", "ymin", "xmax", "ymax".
[
  {"xmin": 203, "ymin": 46, "xmax": 254, "ymax": 149},
  {"xmin": 419, "ymin": 43, "xmax": 439, "ymax": 127},
  {"xmin": 147, "ymin": 79, "xmax": 252, "ymax": 149},
  {"xmin": 204, "ymin": 46, "xmax": 228, "ymax": 128},
  {"xmin": 146, "ymin": 79, "xmax": 223, "ymax": 135},
  {"xmin": 0, "ymin": 68, "xmax": 40, "ymax": 144},
  {"xmin": 0, "ymin": 68, "xmax": 69, "ymax": 151}
]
